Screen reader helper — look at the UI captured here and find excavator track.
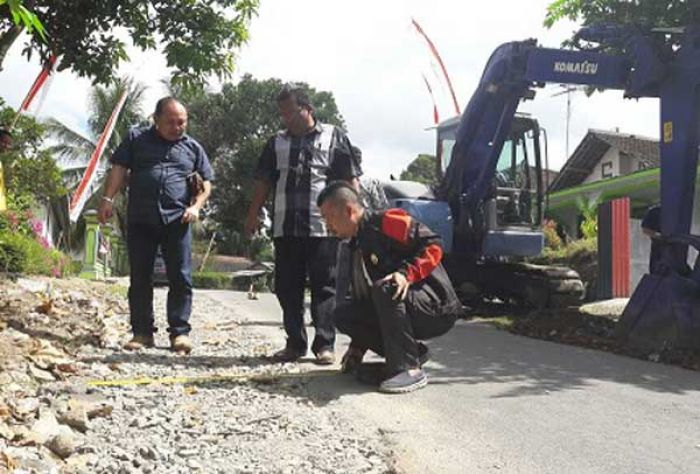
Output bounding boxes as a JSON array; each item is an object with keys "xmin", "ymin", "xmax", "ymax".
[{"xmin": 445, "ymin": 258, "xmax": 585, "ymax": 309}]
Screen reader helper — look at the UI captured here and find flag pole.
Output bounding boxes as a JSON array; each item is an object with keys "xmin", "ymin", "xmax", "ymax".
[{"xmin": 68, "ymin": 89, "xmax": 128, "ymax": 222}]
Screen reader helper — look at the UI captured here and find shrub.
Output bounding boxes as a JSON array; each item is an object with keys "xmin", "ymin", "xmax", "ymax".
[
  {"xmin": 192, "ymin": 271, "xmax": 232, "ymax": 289},
  {"xmin": 0, "ymin": 230, "xmax": 72, "ymax": 276}
]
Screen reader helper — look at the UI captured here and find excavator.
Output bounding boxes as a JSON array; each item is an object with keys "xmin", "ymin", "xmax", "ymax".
[{"xmin": 384, "ymin": 24, "xmax": 700, "ymax": 350}]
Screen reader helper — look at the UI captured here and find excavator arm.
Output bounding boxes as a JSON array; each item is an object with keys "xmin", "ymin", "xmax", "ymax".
[
  {"xmin": 440, "ymin": 25, "xmax": 673, "ymax": 257},
  {"xmin": 438, "ymin": 23, "xmax": 700, "ymax": 349}
]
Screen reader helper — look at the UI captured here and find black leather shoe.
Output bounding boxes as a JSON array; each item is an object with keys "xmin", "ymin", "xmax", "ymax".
[{"xmin": 272, "ymin": 346, "xmax": 306, "ymax": 363}]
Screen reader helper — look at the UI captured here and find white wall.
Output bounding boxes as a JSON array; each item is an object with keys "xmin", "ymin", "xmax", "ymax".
[{"xmin": 583, "ymin": 147, "xmax": 619, "ymax": 184}]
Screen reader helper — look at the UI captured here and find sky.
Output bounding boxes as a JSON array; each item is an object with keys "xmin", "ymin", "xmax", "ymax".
[{"xmin": 0, "ymin": 0, "xmax": 660, "ymax": 179}]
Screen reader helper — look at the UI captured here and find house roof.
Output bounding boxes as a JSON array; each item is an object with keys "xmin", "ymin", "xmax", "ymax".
[{"xmin": 548, "ymin": 129, "xmax": 659, "ymax": 192}]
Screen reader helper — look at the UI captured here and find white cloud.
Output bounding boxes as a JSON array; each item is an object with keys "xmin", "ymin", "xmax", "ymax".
[{"xmin": 0, "ymin": 0, "xmax": 661, "ymax": 178}]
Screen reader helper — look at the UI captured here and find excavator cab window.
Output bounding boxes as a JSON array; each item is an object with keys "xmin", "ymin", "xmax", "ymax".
[
  {"xmin": 435, "ymin": 115, "xmax": 544, "ymax": 230},
  {"xmin": 494, "ymin": 133, "xmax": 537, "ymax": 227}
]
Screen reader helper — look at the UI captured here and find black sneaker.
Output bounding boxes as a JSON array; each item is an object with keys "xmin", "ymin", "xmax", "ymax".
[{"xmin": 379, "ymin": 369, "xmax": 428, "ymax": 394}]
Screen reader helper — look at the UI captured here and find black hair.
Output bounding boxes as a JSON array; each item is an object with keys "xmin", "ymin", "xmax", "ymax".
[
  {"xmin": 317, "ymin": 180, "xmax": 361, "ymax": 208},
  {"xmin": 154, "ymin": 97, "xmax": 182, "ymax": 117},
  {"xmin": 277, "ymin": 84, "xmax": 313, "ymax": 111},
  {"xmin": 0, "ymin": 129, "xmax": 12, "ymax": 139}
]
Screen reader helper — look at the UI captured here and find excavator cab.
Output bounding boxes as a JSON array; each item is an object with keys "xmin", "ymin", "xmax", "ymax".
[{"xmin": 437, "ymin": 114, "xmax": 546, "ymax": 258}]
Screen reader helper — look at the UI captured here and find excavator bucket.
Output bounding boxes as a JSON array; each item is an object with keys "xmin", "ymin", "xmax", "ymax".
[{"xmin": 616, "ymin": 271, "xmax": 700, "ymax": 351}]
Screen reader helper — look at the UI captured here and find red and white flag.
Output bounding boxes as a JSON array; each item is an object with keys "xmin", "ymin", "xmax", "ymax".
[
  {"xmin": 69, "ymin": 90, "xmax": 128, "ymax": 222},
  {"xmin": 411, "ymin": 18, "xmax": 460, "ymax": 123},
  {"xmin": 11, "ymin": 54, "xmax": 57, "ymax": 128}
]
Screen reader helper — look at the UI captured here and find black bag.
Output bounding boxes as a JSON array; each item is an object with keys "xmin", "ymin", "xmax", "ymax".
[{"xmin": 188, "ymin": 171, "xmax": 204, "ymax": 204}]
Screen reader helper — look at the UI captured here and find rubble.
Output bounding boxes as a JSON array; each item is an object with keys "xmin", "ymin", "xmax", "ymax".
[{"xmin": 0, "ymin": 276, "xmax": 396, "ymax": 472}]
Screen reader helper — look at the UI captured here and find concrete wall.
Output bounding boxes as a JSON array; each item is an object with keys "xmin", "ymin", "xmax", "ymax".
[
  {"xmin": 629, "ymin": 209, "xmax": 700, "ymax": 295},
  {"xmin": 630, "ymin": 218, "xmax": 650, "ymax": 292}
]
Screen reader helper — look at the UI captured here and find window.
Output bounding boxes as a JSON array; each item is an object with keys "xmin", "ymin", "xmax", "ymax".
[{"xmin": 601, "ymin": 161, "xmax": 613, "ymax": 179}]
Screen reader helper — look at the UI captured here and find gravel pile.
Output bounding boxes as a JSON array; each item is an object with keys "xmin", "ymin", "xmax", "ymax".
[{"xmin": 1, "ymin": 281, "xmax": 397, "ymax": 473}]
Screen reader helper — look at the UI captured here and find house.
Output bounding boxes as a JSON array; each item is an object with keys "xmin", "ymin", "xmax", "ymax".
[
  {"xmin": 546, "ymin": 128, "xmax": 700, "ymax": 294},
  {"xmin": 547, "ymin": 129, "xmax": 662, "ymax": 237}
]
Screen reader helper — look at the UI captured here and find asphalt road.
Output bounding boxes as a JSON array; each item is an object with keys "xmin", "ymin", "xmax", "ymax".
[{"xmin": 203, "ymin": 290, "xmax": 700, "ymax": 474}]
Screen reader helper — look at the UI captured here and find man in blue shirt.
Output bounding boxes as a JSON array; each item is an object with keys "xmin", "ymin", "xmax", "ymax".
[{"xmin": 98, "ymin": 97, "xmax": 213, "ymax": 354}]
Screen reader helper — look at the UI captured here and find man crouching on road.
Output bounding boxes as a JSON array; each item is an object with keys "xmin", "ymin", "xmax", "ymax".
[{"xmin": 318, "ymin": 181, "xmax": 461, "ymax": 393}]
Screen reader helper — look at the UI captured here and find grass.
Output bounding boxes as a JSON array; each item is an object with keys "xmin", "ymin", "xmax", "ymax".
[
  {"xmin": 484, "ymin": 315, "xmax": 516, "ymax": 330},
  {"xmin": 106, "ymin": 284, "xmax": 128, "ymax": 298}
]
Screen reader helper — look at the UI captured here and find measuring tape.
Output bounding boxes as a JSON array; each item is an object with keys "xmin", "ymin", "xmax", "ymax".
[{"xmin": 87, "ymin": 369, "xmax": 339, "ymax": 388}]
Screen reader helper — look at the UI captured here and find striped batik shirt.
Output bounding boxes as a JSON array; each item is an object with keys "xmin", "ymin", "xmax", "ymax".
[{"xmin": 254, "ymin": 122, "xmax": 362, "ymax": 238}]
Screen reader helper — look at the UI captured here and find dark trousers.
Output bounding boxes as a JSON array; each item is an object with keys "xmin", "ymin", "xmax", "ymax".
[
  {"xmin": 127, "ymin": 220, "xmax": 193, "ymax": 336},
  {"xmin": 334, "ymin": 281, "xmax": 456, "ymax": 374},
  {"xmin": 274, "ymin": 237, "xmax": 338, "ymax": 355}
]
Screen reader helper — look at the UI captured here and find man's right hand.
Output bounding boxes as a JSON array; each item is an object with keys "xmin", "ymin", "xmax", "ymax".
[
  {"xmin": 98, "ymin": 200, "xmax": 113, "ymax": 225},
  {"xmin": 244, "ymin": 212, "xmax": 259, "ymax": 239}
]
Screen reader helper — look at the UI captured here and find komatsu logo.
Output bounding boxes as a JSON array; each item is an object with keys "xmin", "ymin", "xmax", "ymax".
[{"xmin": 554, "ymin": 61, "xmax": 598, "ymax": 75}]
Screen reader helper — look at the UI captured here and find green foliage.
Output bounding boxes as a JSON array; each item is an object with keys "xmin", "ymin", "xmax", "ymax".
[
  {"xmin": 544, "ymin": 1, "xmax": 700, "ymax": 31},
  {"xmin": 181, "ymin": 75, "xmax": 345, "ymax": 256},
  {"xmin": 9, "ymin": 154, "xmax": 65, "ymax": 202},
  {"xmin": 400, "ymin": 154, "xmax": 438, "ymax": 186},
  {"xmin": 1, "ymin": 1, "xmax": 259, "ymax": 87},
  {"xmin": 0, "ymin": 230, "xmax": 71, "ymax": 276},
  {"xmin": 0, "ymin": 100, "xmax": 66, "ymax": 205},
  {"xmin": 0, "ymin": 0, "xmax": 45, "ymax": 40},
  {"xmin": 532, "ymin": 237, "xmax": 597, "ymax": 265},
  {"xmin": 576, "ymin": 196, "xmax": 599, "ymax": 239},
  {"xmin": 192, "ymin": 271, "xmax": 232, "ymax": 289}
]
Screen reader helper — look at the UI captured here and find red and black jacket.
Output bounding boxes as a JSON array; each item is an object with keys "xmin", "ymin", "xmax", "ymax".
[{"xmin": 354, "ymin": 208, "xmax": 461, "ymax": 315}]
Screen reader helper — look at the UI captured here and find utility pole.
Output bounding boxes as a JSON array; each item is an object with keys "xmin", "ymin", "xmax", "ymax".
[{"xmin": 552, "ymin": 85, "xmax": 581, "ymax": 159}]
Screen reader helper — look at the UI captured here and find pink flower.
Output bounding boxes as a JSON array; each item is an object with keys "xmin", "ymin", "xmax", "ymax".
[{"xmin": 30, "ymin": 219, "xmax": 43, "ymax": 235}]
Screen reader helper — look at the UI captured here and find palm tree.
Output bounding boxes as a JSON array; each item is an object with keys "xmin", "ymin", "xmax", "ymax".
[
  {"xmin": 45, "ymin": 77, "xmax": 149, "ymax": 250},
  {"xmin": 45, "ymin": 77, "xmax": 148, "ymax": 168}
]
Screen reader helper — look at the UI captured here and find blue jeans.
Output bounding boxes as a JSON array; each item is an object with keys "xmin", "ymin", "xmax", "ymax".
[{"xmin": 127, "ymin": 220, "xmax": 193, "ymax": 336}]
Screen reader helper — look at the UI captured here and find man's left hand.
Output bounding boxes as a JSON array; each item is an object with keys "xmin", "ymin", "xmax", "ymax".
[
  {"xmin": 182, "ymin": 205, "xmax": 201, "ymax": 224},
  {"xmin": 378, "ymin": 272, "xmax": 410, "ymax": 300}
]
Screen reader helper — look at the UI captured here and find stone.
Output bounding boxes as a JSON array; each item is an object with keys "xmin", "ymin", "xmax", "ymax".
[
  {"xmin": 0, "ymin": 422, "xmax": 13, "ymax": 440},
  {"xmin": 58, "ymin": 405, "xmax": 89, "ymax": 433},
  {"xmin": 47, "ymin": 433, "xmax": 77, "ymax": 459},
  {"xmin": 139, "ymin": 446, "xmax": 158, "ymax": 460},
  {"xmin": 29, "ymin": 365, "xmax": 56, "ymax": 382},
  {"xmin": 11, "ymin": 397, "xmax": 40, "ymax": 420},
  {"xmin": 29, "ymin": 408, "xmax": 75, "ymax": 445}
]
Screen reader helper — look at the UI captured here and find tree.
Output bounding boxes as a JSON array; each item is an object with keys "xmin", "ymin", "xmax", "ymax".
[
  {"xmin": 545, "ymin": 1, "xmax": 700, "ymax": 33},
  {"xmin": 181, "ymin": 75, "xmax": 345, "ymax": 255},
  {"xmin": 400, "ymin": 154, "xmax": 438, "ymax": 186},
  {"xmin": 45, "ymin": 77, "xmax": 148, "ymax": 175},
  {"xmin": 0, "ymin": 1, "xmax": 259, "ymax": 88},
  {"xmin": 0, "ymin": 99, "xmax": 64, "ymax": 209}
]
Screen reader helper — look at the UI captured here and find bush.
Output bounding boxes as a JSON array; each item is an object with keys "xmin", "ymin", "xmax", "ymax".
[
  {"xmin": 0, "ymin": 230, "xmax": 72, "ymax": 276},
  {"xmin": 192, "ymin": 271, "xmax": 232, "ymax": 289}
]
